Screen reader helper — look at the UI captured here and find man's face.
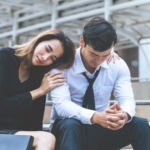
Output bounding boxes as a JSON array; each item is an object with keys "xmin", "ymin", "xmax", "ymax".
[{"xmin": 80, "ymin": 37, "xmax": 113, "ymax": 69}]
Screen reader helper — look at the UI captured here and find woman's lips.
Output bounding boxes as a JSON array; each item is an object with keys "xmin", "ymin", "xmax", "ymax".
[{"xmin": 37, "ymin": 56, "xmax": 41, "ymax": 63}]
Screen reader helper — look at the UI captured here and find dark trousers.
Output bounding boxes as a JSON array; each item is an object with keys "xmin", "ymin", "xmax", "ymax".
[{"xmin": 52, "ymin": 117, "xmax": 150, "ymax": 150}]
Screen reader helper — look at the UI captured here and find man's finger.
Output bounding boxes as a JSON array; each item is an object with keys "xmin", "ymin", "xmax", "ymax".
[
  {"xmin": 114, "ymin": 112, "xmax": 125, "ymax": 119},
  {"xmin": 117, "ymin": 119, "xmax": 125, "ymax": 126},
  {"xmin": 116, "ymin": 103, "xmax": 122, "ymax": 111},
  {"xmin": 108, "ymin": 125, "xmax": 123, "ymax": 130},
  {"xmin": 107, "ymin": 121, "xmax": 118, "ymax": 129},
  {"xmin": 105, "ymin": 109, "xmax": 116, "ymax": 114},
  {"xmin": 107, "ymin": 116, "xmax": 120, "ymax": 122},
  {"xmin": 108, "ymin": 103, "xmax": 117, "ymax": 110}
]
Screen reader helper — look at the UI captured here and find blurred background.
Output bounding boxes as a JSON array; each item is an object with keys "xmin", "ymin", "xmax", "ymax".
[
  {"xmin": 0, "ymin": 1, "xmax": 150, "ymax": 148},
  {"xmin": 0, "ymin": 0, "xmax": 150, "ymax": 82}
]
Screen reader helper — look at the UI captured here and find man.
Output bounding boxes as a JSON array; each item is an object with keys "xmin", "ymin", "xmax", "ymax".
[{"xmin": 49, "ymin": 17, "xmax": 150, "ymax": 150}]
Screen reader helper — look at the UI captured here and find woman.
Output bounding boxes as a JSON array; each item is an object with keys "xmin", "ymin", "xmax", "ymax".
[
  {"xmin": 0, "ymin": 29, "xmax": 75, "ymax": 150},
  {"xmin": 0, "ymin": 29, "xmax": 119, "ymax": 150}
]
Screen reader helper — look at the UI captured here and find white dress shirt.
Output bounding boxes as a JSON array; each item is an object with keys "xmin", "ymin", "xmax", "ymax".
[{"xmin": 49, "ymin": 47, "xmax": 136, "ymax": 131}]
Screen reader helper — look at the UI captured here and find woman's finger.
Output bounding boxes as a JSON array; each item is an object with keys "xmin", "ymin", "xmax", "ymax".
[
  {"xmin": 52, "ymin": 75, "xmax": 66, "ymax": 80},
  {"xmin": 116, "ymin": 54, "xmax": 120, "ymax": 60},
  {"xmin": 49, "ymin": 71, "xmax": 63, "ymax": 78},
  {"xmin": 45, "ymin": 71, "xmax": 50, "ymax": 76},
  {"xmin": 113, "ymin": 54, "xmax": 116, "ymax": 64},
  {"xmin": 53, "ymin": 79, "xmax": 66, "ymax": 84},
  {"xmin": 107, "ymin": 55, "xmax": 112, "ymax": 64}
]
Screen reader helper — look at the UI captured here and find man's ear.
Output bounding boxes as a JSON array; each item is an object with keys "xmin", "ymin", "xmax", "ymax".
[{"xmin": 80, "ymin": 36, "xmax": 85, "ymax": 48}]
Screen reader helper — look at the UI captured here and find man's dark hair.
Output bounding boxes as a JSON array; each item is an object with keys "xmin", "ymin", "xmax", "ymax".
[{"xmin": 82, "ymin": 16, "xmax": 117, "ymax": 52}]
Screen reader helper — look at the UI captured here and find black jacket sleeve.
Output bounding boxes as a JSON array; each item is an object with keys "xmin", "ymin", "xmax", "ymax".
[{"xmin": 0, "ymin": 48, "xmax": 32, "ymax": 114}]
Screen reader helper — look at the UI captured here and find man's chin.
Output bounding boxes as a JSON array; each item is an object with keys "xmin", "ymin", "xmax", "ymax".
[{"xmin": 90, "ymin": 64, "xmax": 98, "ymax": 68}]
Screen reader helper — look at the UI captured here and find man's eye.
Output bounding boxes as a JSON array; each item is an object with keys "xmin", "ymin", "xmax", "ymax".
[{"xmin": 91, "ymin": 53, "xmax": 96, "ymax": 56}]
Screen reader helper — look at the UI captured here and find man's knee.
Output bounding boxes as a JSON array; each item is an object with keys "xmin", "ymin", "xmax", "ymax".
[
  {"xmin": 131, "ymin": 117, "xmax": 149, "ymax": 130},
  {"xmin": 61, "ymin": 118, "xmax": 82, "ymax": 132}
]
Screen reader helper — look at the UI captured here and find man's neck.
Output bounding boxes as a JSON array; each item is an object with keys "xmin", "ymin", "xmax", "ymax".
[{"xmin": 80, "ymin": 48, "xmax": 96, "ymax": 74}]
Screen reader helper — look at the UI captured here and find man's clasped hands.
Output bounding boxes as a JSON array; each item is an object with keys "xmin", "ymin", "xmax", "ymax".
[{"xmin": 91, "ymin": 102, "xmax": 130, "ymax": 130}]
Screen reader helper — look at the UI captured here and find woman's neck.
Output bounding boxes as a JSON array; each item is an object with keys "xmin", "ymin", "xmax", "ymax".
[{"xmin": 19, "ymin": 60, "xmax": 31, "ymax": 83}]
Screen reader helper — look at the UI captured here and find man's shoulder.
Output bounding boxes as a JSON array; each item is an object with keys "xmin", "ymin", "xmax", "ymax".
[
  {"xmin": 108, "ymin": 58, "xmax": 127, "ymax": 69},
  {"xmin": 50, "ymin": 68, "xmax": 69, "ymax": 77},
  {"xmin": 106, "ymin": 58, "xmax": 129, "ymax": 78}
]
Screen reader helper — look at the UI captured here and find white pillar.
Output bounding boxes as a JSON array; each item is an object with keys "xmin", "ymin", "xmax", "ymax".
[
  {"xmin": 51, "ymin": 1, "xmax": 58, "ymax": 29},
  {"xmin": 12, "ymin": 14, "xmax": 18, "ymax": 44},
  {"xmin": 104, "ymin": 0, "xmax": 112, "ymax": 21},
  {"xmin": 139, "ymin": 38, "xmax": 150, "ymax": 81},
  {"xmin": 8, "ymin": 40, "xmax": 12, "ymax": 47}
]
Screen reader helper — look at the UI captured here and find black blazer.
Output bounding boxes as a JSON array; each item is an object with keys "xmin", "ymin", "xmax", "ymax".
[{"xmin": 0, "ymin": 47, "xmax": 46, "ymax": 131}]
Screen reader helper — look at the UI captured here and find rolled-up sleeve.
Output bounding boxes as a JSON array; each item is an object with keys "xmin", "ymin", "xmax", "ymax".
[
  {"xmin": 50, "ymin": 69, "xmax": 96, "ymax": 125},
  {"xmin": 114, "ymin": 59, "xmax": 136, "ymax": 122}
]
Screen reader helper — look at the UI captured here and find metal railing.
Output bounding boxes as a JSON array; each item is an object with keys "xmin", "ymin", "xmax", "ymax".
[{"xmin": 131, "ymin": 77, "xmax": 150, "ymax": 82}]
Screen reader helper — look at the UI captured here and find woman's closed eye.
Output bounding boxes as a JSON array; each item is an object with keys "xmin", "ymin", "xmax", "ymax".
[
  {"xmin": 46, "ymin": 46, "xmax": 50, "ymax": 52},
  {"xmin": 51, "ymin": 56, "xmax": 56, "ymax": 62}
]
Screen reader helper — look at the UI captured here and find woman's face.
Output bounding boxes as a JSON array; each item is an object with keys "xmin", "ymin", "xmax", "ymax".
[{"xmin": 32, "ymin": 39, "xmax": 64, "ymax": 66}]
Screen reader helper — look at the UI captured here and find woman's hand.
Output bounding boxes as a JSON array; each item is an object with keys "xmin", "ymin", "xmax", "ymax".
[
  {"xmin": 107, "ymin": 47, "xmax": 120, "ymax": 64},
  {"xmin": 39, "ymin": 71, "xmax": 66, "ymax": 96}
]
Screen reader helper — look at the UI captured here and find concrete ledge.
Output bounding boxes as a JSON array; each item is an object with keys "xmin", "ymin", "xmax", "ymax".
[{"xmin": 110, "ymin": 100, "xmax": 150, "ymax": 105}]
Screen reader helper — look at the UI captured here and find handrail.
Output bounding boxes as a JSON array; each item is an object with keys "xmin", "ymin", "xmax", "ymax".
[
  {"xmin": 131, "ymin": 77, "xmax": 150, "ymax": 81},
  {"xmin": 46, "ymin": 100, "xmax": 150, "ymax": 104}
]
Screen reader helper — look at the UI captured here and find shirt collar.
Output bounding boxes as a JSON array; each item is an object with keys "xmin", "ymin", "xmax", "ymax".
[
  {"xmin": 75, "ymin": 47, "xmax": 86, "ymax": 74},
  {"xmin": 75, "ymin": 47, "xmax": 108, "ymax": 75}
]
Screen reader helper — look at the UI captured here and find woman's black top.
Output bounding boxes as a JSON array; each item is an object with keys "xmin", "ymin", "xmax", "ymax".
[{"xmin": 0, "ymin": 47, "xmax": 46, "ymax": 131}]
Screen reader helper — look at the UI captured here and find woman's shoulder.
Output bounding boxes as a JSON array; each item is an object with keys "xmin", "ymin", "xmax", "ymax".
[
  {"xmin": 0, "ymin": 47, "xmax": 15, "ymax": 67},
  {"xmin": 0, "ymin": 47, "xmax": 15, "ymax": 60}
]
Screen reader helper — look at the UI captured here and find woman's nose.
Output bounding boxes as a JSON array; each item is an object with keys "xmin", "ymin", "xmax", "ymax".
[{"xmin": 42, "ymin": 54, "xmax": 49, "ymax": 61}]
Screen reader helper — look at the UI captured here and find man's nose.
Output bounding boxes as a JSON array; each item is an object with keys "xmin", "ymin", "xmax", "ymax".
[{"xmin": 95, "ymin": 57, "xmax": 103, "ymax": 64}]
